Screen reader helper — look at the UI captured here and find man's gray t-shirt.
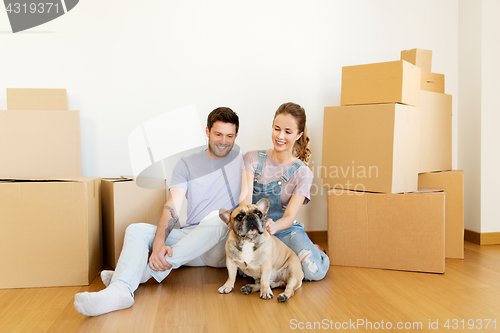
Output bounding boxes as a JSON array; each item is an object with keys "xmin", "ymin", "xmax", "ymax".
[{"xmin": 170, "ymin": 149, "xmax": 243, "ymax": 228}]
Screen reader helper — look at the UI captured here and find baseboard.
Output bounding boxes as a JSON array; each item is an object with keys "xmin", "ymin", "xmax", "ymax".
[
  {"xmin": 464, "ymin": 229, "xmax": 500, "ymax": 245},
  {"xmin": 464, "ymin": 229, "xmax": 481, "ymax": 245},
  {"xmin": 306, "ymin": 230, "xmax": 327, "ymax": 244},
  {"xmin": 312, "ymin": 229, "xmax": 500, "ymax": 246}
]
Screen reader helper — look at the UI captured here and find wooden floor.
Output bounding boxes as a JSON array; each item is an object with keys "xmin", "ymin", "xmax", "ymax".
[{"xmin": 1, "ymin": 241, "xmax": 500, "ymax": 333}]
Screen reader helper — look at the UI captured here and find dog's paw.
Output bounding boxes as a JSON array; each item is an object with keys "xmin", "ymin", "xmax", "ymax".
[
  {"xmin": 260, "ymin": 290, "xmax": 273, "ymax": 300},
  {"xmin": 218, "ymin": 285, "xmax": 233, "ymax": 294},
  {"xmin": 277, "ymin": 293, "xmax": 289, "ymax": 302},
  {"xmin": 240, "ymin": 284, "xmax": 253, "ymax": 294}
]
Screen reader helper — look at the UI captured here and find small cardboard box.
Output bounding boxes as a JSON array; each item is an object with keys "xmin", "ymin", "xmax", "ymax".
[
  {"xmin": 102, "ymin": 177, "xmax": 166, "ymax": 268},
  {"xmin": 322, "ymin": 103, "xmax": 420, "ymax": 193},
  {"xmin": 341, "ymin": 60, "xmax": 421, "ymax": 107},
  {"xmin": 421, "ymin": 72, "xmax": 445, "ymax": 93},
  {"xmin": 419, "ymin": 90, "xmax": 452, "ymax": 173},
  {"xmin": 0, "ymin": 176, "xmax": 102, "ymax": 288},
  {"xmin": 418, "ymin": 170, "xmax": 464, "ymax": 259},
  {"xmin": 0, "ymin": 110, "xmax": 82, "ymax": 178},
  {"xmin": 401, "ymin": 48, "xmax": 433, "ymax": 72},
  {"xmin": 7, "ymin": 88, "xmax": 68, "ymax": 110},
  {"xmin": 327, "ymin": 189, "xmax": 445, "ymax": 273}
]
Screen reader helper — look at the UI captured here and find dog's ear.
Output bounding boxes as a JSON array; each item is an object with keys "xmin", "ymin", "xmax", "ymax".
[
  {"xmin": 219, "ymin": 208, "xmax": 233, "ymax": 225},
  {"xmin": 255, "ymin": 198, "xmax": 269, "ymax": 215}
]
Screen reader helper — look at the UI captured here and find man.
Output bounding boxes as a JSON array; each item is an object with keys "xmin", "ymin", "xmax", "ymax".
[{"xmin": 74, "ymin": 107, "xmax": 242, "ymax": 316}]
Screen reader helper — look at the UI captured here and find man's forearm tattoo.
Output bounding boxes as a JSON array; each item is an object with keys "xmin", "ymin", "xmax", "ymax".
[{"xmin": 164, "ymin": 205, "xmax": 179, "ymax": 239}]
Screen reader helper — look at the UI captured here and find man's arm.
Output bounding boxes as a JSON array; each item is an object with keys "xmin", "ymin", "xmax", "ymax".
[{"xmin": 149, "ymin": 187, "xmax": 186, "ymax": 272}]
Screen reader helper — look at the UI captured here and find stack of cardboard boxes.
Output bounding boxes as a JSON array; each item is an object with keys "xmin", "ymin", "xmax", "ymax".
[
  {"xmin": 0, "ymin": 89, "xmax": 166, "ymax": 289},
  {"xmin": 323, "ymin": 49, "xmax": 464, "ymax": 274},
  {"xmin": 0, "ymin": 88, "xmax": 102, "ymax": 288}
]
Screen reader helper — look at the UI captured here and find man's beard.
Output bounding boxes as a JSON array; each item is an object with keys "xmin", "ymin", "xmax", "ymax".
[{"xmin": 209, "ymin": 141, "xmax": 233, "ymax": 158}]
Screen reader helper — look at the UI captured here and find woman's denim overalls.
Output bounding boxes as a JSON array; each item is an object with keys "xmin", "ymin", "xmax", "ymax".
[{"xmin": 252, "ymin": 150, "xmax": 329, "ymax": 281}]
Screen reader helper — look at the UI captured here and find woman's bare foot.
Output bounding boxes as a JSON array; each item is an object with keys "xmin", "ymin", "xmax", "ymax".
[{"xmin": 314, "ymin": 244, "xmax": 326, "ymax": 254}]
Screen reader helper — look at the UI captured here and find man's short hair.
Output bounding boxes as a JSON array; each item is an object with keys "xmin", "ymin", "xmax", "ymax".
[{"xmin": 207, "ymin": 107, "xmax": 239, "ymax": 134}]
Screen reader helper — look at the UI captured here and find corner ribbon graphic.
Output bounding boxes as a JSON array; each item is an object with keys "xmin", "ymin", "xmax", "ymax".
[{"xmin": 4, "ymin": 0, "xmax": 79, "ymax": 33}]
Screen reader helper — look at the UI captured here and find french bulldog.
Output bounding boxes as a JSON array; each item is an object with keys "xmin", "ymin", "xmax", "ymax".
[{"xmin": 218, "ymin": 198, "xmax": 304, "ymax": 302}]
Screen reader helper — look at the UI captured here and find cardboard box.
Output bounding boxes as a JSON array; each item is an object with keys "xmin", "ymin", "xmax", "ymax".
[
  {"xmin": 419, "ymin": 91, "xmax": 452, "ymax": 173},
  {"xmin": 341, "ymin": 60, "xmax": 421, "ymax": 107},
  {"xmin": 0, "ymin": 110, "xmax": 82, "ymax": 178},
  {"xmin": 6, "ymin": 88, "xmax": 68, "ymax": 110},
  {"xmin": 418, "ymin": 170, "xmax": 464, "ymax": 259},
  {"xmin": 401, "ymin": 48, "xmax": 432, "ymax": 72},
  {"xmin": 0, "ymin": 176, "xmax": 102, "ymax": 288},
  {"xmin": 322, "ymin": 103, "xmax": 420, "ymax": 193},
  {"xmin": 421, "ymin": 72, "xmax": 445, "ymax": 93},
  {"xmin": 327, "ymin": 189, "xmax": 445, "ymax": 273},
  {"xmin": 102, "ymin": 177, "xmax": 166, "ymax": 268}
]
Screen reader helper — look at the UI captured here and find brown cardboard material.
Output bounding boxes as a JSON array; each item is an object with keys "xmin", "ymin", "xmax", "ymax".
[
  {"xmin": 327, "ymin": 189, "xmax": 445, "ymax": 273},
  {"xmin": 0, "ymin": 110, "xmax": 82, "ymax": 178},
  {"xmin": 419, "ymin": 91, "xmax": 452, "ymax": 173},
  {"xmin": 322, "ymin": 103, "xmax": 420, "ymax": 193},
  {"xmin": 7, "ymin": 88, "xmax": 68, "ymax": 110},
  {"xmin": 401, "ymin": 48, "xmax": 433, "ymax": 72},
  {"xmin": 0, "ymin": 176, "xmax": 102, "ymax": 288},
  {"xmin": 341, "ymin": 60, "xmax": 421, "ymax": 107},
  {"xmin": 421, "ymin": 72, "xmax": 445, "ymax": 93},
  {"xmin": 102, "ymin": 177, "xmax": 166, "ymax": 268},
  {"xmin": 418, "ymin": 170, "xmax": 464, "ymax": 259}
]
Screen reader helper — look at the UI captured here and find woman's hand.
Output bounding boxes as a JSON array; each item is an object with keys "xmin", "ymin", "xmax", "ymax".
[{"xmin": 265, "ymin": 218, "xmax": 279, "ymax": 235}]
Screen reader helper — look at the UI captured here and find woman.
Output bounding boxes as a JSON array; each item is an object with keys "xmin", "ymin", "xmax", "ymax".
[{"xmin": 239, "ymin": 102, "xmax": 329, "ymax": 281}]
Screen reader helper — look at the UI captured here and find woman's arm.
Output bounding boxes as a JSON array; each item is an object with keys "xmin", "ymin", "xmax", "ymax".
[
  {"xmin": 239, "ymin": 170, "xmax": 254, "ymax": 206},
  {"xmin": 265, "ymin": 194, "xmax": 305, "ymax": 235}
]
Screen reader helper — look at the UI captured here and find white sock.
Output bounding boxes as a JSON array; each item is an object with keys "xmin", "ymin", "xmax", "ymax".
[
  {"xmin": 101, "ymin": 270, "xmax": 113, "ymax": 287},
  {"xmin": 74, "ymin": 282, "xmax": 134, "ymax": 316},
  {"xmin": 100, "ymin": 265, "xmax": 152, "ymax": 288}
]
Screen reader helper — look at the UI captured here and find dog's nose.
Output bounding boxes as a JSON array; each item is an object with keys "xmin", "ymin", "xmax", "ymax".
[
  {"xmin": 246, "ymin": 215, "xmax": 264, "ymax": 233},
  {"xmin": 251, "ymin": 218, "xmax": 261, "ymax": 230}
]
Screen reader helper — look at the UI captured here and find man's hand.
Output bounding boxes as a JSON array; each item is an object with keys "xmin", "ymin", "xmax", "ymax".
[{"xmin": 149, "ymin": 242, "xmax": 173, "ymax": 271}]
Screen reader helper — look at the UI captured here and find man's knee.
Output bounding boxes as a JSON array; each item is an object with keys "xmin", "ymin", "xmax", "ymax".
[
  {"xmin": 199, "ymin": 211, "xmax": 228, "ymax": 229},
  {"xmin": 124, "ymin": 223, "xmax": 156, "ymax": 239}
]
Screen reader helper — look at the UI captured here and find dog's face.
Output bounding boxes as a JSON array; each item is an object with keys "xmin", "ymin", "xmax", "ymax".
[{"xmin": 220, "ymin": 198, "xmax": 269, "ymax": 239}]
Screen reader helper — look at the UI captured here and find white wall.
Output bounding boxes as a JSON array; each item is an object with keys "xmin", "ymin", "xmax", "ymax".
[
  {"xmin": 0, "ymin": 0, "xmax": 459, "ymax": 230},
  {"xmin": 480, "ymin": 0, "xmax": 500, "ymax": 233},
  {"xmin": 458, "ymin": 0, "xmax": 500, "ymax": 234},
  {"xmin": 458, "ymin": 0, "xmax": 482, "ymax": 233}
]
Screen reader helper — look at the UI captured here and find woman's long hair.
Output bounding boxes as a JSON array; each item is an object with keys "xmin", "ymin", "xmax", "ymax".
[{"xmin": 274, "ymin": 102, "xmax": 311, "ymax": 168}]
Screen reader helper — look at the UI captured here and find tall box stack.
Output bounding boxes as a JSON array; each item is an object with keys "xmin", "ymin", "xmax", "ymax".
[
  {"xmin": 326, "ymin": 60, "xmax": 422, "ymax": 193},
  {"xmin": 401, "ymin": 49, "xmax": 464, "ymax": 259},
  {"xmin": 0, "ymin": 89, "xmax": 102, "ymax": 288},
  {"xmin": 323, "ymin": 50, "xmax": 453, "ymax": 273},
  {"xmin": 400, "ymin": 49, "xmax": 453, "ymax": 174}
]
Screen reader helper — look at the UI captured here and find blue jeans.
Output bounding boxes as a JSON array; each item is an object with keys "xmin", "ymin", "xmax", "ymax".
[
  {"xmin": 110, "ymin": 210, "xmax": 229, "ymax": 295},
  {"xmin": 274, "ymin": 222, "xmax": 329, "ymax": 281}
]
